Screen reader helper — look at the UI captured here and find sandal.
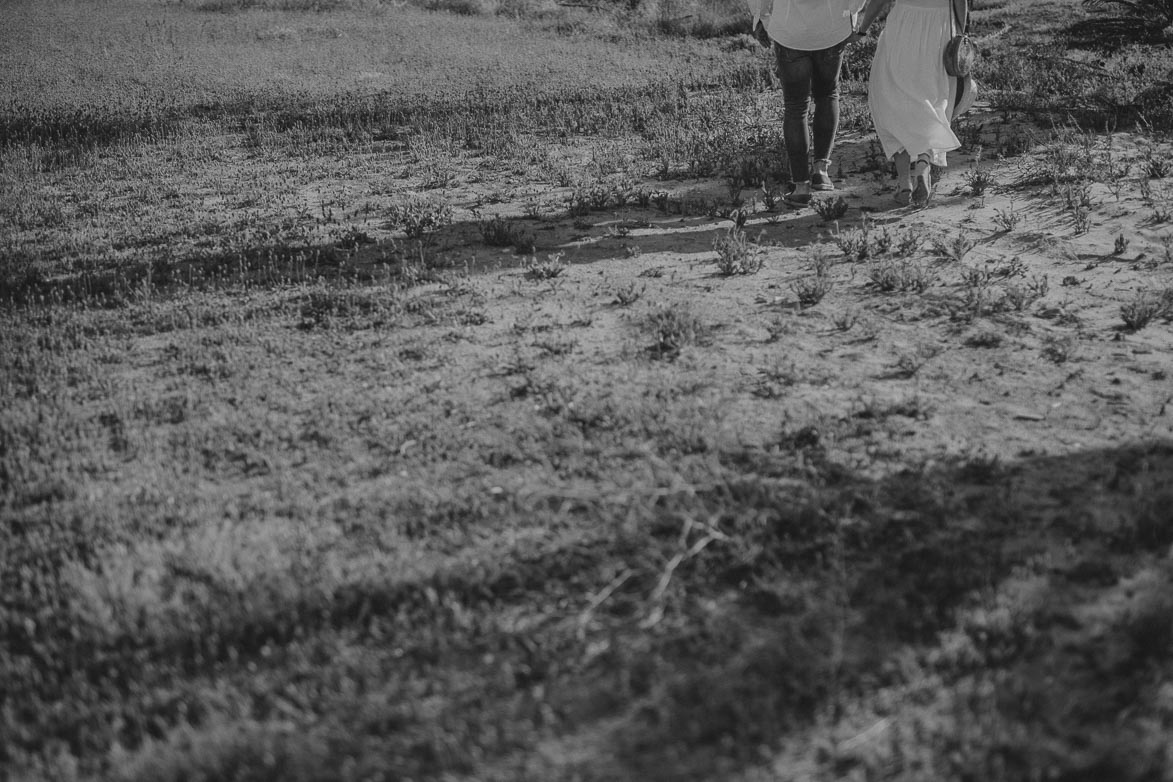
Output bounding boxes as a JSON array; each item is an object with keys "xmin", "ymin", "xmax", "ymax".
[
  {"xmin": 911, "ymin": 160, "xmax": 933, "ymax": 207},
  {"xmin": 894, "ymin": 188, "xmax": 912, "ymax": 206}
]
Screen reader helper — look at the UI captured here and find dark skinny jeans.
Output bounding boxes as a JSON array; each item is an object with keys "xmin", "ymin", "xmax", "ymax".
[{"xmin": 773, "ymin": 40, "xmax": 846, "ymax": 183}]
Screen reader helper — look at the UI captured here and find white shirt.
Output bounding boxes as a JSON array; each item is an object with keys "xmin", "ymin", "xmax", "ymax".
[{"xmin": 748, "ymin": 0, "xmax": 860, "ymax": 51}]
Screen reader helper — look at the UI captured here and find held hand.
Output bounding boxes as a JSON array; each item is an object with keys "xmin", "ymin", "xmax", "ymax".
[{"xmin": 753, "ymin": 20, "xmax": 771, "ymax": 48}]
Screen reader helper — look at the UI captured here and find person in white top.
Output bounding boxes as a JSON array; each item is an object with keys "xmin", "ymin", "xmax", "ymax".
[
  {"xmin": 850, "ymin": 0, "xmax": 976, "ymax": 206},
  {"xmin": 748, "ymin": 0, "xmax": 863, "ymax": 206}
]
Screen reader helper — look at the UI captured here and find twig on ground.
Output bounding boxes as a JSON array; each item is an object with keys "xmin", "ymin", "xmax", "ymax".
[
  {"xmin": 577, "ymin": 569, "xmax": 633, "ymax": 639},
  {"xmin": 640, "ymin": 516, "xmax": 726, "ymax": 629},
  {"xmin": 837, "ymin": 717, "xmax": 894, "ymax": 752}
]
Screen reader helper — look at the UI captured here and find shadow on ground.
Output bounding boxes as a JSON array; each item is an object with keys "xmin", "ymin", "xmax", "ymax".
[{"xmin": 5, "ymin": 433, "xmax": 1172, "ymax": 781}]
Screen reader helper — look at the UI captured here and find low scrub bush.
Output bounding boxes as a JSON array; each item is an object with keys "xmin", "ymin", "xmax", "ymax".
[
  {"xmin": 713, "ymin": 228, "xmax": 765, "ymax": 276},
  {"xmin": 791, "ymin": 274, "xmax": 833, "ymax": 307},
  {"xmin": 524, "ymin": 252, "xmax": 568, "ymax": 280},
  {"xmin": 1120, "ymin": 289, "xmax": 1169, "ymax": 330},
  {"xmin": 645, "ymin": 302, "xmax": 704, "ymax": 357},
  {"xmin": 867, "ymin": 258, "xmax": 936, "ymax": 293},
  {"xmin": 812, "ymin": 195, "xmax": 849, "ymax": 223},
  {"xmin": 480, "ymin": 216, "xmax": 537, "ymax": 253},
  {"xmin": 387, "ymin": 197, "xmax": 453, "ymax": 240}
]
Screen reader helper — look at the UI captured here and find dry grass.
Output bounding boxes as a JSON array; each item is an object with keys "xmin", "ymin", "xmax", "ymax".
[{"xmin": 3, "ymin": 1, "xmax": 1173, "ymax": 781}]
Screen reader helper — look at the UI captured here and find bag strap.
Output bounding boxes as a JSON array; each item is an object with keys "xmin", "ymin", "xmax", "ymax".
[
  {"xmin": 952, "ymin": 0, "xmax": 969, "ymax": 34},
  {"xmin": 950, "ymin": 0, "xmax": 969, "ymax": 121}
]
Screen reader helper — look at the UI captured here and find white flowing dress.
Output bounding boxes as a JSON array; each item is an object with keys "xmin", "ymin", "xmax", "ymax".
[{"xmin": 868, "ymin": 0, "xmax": 965, "ymax": 166}]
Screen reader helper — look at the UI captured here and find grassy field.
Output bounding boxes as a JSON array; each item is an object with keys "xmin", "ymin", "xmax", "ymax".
[{"xmin": 3, "ymin": 0, "xmax": 1173, "ymax": 780}]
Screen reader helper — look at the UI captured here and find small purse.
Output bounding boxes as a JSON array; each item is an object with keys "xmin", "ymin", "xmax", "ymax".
[{"xmin": 943, "ymin": 0, "xmax": 975, "ymax": 78}]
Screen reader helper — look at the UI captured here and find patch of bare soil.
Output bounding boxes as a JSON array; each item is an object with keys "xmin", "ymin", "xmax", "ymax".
[{"xmin": 353, "ymin": 104, "xmax": 1173, "ymax": 468}]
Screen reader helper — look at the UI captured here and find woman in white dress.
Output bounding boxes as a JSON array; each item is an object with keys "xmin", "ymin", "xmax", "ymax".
[{"xmin": 851, "ymin": 0, "xmax": 972, "ymax": 206}]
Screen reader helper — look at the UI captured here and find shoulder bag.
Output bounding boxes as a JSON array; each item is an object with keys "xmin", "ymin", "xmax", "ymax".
[{"xmin": 943, "ymin": 0, "xmax": 976, "ymax": 78}]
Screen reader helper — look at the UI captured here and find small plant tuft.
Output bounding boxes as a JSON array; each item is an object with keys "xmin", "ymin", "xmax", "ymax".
[
  {"xmin": 1042, "ymin": 334, "xmax": 1076, "ymax": 363},
  {"xmin": 791, "ymin": 274, "xmax": 833, "ymax": 308},
  {"xmin": 646, "ymin": 302, "xmax": 704, "ymax": 358},
  {"xmin": 761, "ymin": 187, "xmax": 780, "ymax": 211},
  {"xmin": 1120, "ymin": 290, "xmax": 1168, "ymax": 331},
  {"xmin": 832, "ymin": 309, "xmax": 860, "ymax": 331},
  {"xmin": 932, "ymin": 230, "xmax": 977, "ymax": 263},
  {"xmin": 812, "ymin": 195, "xmax": 849, "ymax": 223},
  {"xmin": 613, "ymin": 281, "xmax": 645, "ymax": 306},
  {"xmin": 993, "ymin": 205, "xmax": 1021, "ymax": 232},
  {"xmin": 964, "ymin": 166, "xmax": 997, "ymax": 197},
  {"xmin": 388, "ymin": 197, "xmax": 453, "ymax": 240},
  {"xmin": 713, "ymin": 228, "xmax": 765, "ymax": 276},
  {"xmin": 868, "ymin": 258, "xmax": 936, "ymax": 293},
  {"xmin": 894, "ymin": 343, "xmax": 943, "ymax": 378},
  {"xmin": 480, "ymin": 216, "xmax": 536, "ymax": 254},
  {"xmin": 1142, "ymin": 147, "xmax": 1171, "ymax": 179},
  {"xmin": 524, "ymin": 252, "xmax": 568, "ymax": 281},
  {"xmin": 832, "ymin": 218, "xmax": 918, "ymax": 262}
]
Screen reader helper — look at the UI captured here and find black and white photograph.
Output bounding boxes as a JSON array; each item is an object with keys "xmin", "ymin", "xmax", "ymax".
[{"xmin": 3, "ymin": 0, "xmax": 1173, "ymax": 779}]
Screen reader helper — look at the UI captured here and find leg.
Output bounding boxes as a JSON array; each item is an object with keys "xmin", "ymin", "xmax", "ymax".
[
  {"xmin": 912, "ymin": 152, "xmax": 934, "ymax": 207},
  {"xmin": 894, "ymin": 150, "xmax": 911, "ymax": 205},
  {"xmin": 809, "ymin": 41, "xmax": 845, "ymax": 190},
  {"xmin": 774, "ymin": 43, "xmax": 814, "ymax": 191}
]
